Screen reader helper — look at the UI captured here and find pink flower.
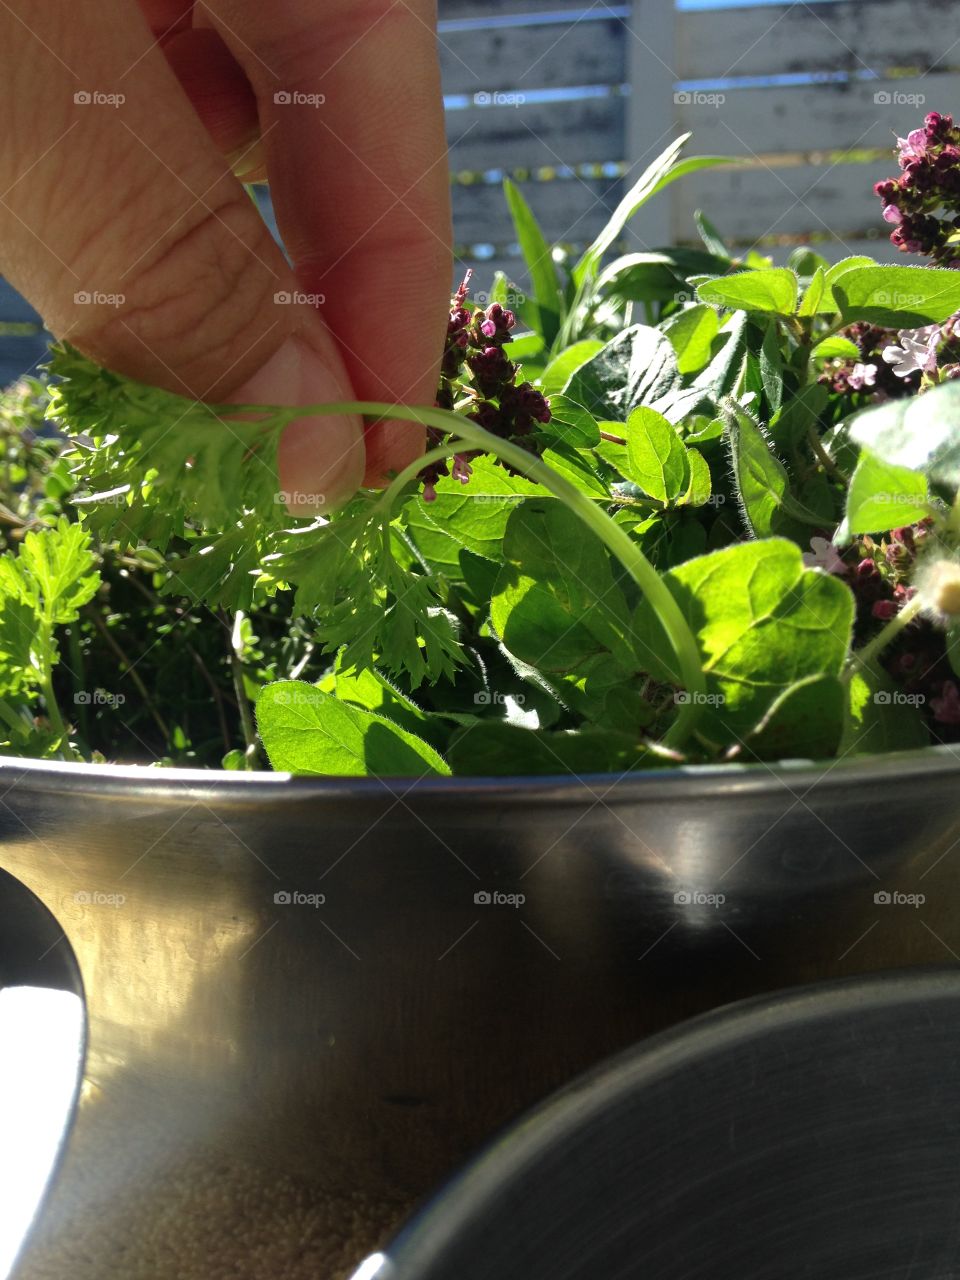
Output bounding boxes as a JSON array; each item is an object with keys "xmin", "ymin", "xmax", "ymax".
[
  {"xmin": 897, "ymin": 127, "xmax": 928, "ymax": 168},
  {"xmin": 847, "ymin": 362, "xmax": 877, "ymax": 390},
  {"xmin": 802, "ymin": 537, "xmax": 847, "ymax": 575}
]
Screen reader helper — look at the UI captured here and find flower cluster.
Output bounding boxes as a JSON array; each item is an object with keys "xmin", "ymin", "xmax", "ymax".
[
  {"xmin": 819, "ymin": 313, "xmax": 960, "ymax": 403},
  {"xmin": 423, "ymin": 272, "xmax": 552, "ymax": 500},
  {"xmin": 847, "ymin": 523, "xmax": 960, "ymax": 738},
  {"xmin": 874, "ymin": 112, "xmax": 960, "ymax": 264}
]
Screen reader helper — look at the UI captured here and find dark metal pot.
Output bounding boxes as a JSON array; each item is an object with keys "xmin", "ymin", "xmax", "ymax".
[
  {"xmin": 360, "ymin": 968, "xmax": 960, "ymax": 1280},
  {"xmin": 2, "ymin": 747, "xmax": 959, "ymax": 1278}
]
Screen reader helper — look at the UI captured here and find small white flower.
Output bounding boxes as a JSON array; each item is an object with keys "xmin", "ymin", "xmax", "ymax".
[
  {"xmin": 848, "ymin": 362, "xmax": 877, "ymax": 390},
  {"xmin": 881, "ymin": 324, "xmax": 940, "ymax": 378},
  {"xmin": 802, "ymin": 537, "xmax": 846, "ymax": 575}
]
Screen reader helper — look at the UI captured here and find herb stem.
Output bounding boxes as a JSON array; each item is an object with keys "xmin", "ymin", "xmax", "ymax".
[
  {"xmin": 360, "ymin": 404, "xmax": 706, "ymax": 747},
  {"xmin": 806, "ymin": 423, "xmax": 848, "ymax": 484},
  {"xmin": 846, "ymin": 592, "xmax": 925, "ymax": 679},
  {"xmin": 229, "ymin": 611, "xmax": 261, "ymax": 769}
]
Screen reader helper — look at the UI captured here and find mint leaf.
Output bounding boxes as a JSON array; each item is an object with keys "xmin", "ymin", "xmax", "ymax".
[
  {"xmin": 633, "ymin": 538, "xmax": 855, "ymax": 745},
  {"xmin": 546, "ymin": 396, "xmax": 601, "ymax": 447},
  {"xmin": 540, "ymin": 341, "xmax": 604, "ymax": 395},
  {"xmin": 256, "ymin": 681, "xmax": 450, "ymax": 776},
  {"xmin": 662, "ymin": 304, "xmax": 720, "ymax": 375},
  {"xmin": 833, "ymin": 265, "xmax": 960, "ymax": 326},
  {"xmin": 564, "ymin": 325, "xmax": 683, "ymax": 422},
  {"xmin": 845, "ymin": 452, "xmax": 931, "ymax": 535},
  {"xmin": 697, "ymin": 268, "xmax": 799, "ymax": 315},
  {"xmin": 849, "ymin": 381, "xmax": 960, "ymax": 492},
  {"xmin": 623, "ymin": 407, "xmax": 690, "ymax": 505}
]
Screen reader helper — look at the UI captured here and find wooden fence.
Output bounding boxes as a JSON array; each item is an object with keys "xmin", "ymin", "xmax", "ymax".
[{"xmin": 1, "ymin": 0, "xmax": 957, "ymax": 381}]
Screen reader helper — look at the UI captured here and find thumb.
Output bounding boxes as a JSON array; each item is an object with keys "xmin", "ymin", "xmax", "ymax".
[{"xmin": 0, "ymin": 1, "xmax": 364, "ymax": 508}]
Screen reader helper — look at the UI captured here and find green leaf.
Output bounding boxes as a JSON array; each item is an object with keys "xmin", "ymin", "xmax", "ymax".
[
  {"xmin": 679, "ymin": 448, "xmax": 712, "ymax": 508},
  {"xmin": 693, "ymin": 209, "xmax": 730, "ymax": 260},
  {"xmin": 574, "ymin": 137, "xmax": 734, "ymax": 287},
  {"xmin": 15, "ymin": 517, "xmax": 99, "ymax": 624},
  {"xmin": 503, "ymin": 179, "xmax": 563, "ymax": 346},
  {"xmin": 540, "ymin": 340, "xmax": 604, "ymax": 395},
  {"xmin": 564, "ymin": 324, "xmax": 683, "ymax": 422},
  {"xmin": 812, "ymin": 335, "xmax": 861, "ymax": 360},
  {"xmin": 594, "ymin": 249, "xmax": 730, "ymax": 304},
  {"xmin": 623, "ymin": 407, "xmax": 689, "ymax": 505},
  {"xmin": 840, "ymin": 667, "xmax": 930, "ymax": 755},
  {"xmin": 845, "ymin": 451, "xmax": 931, "ymax": 534},
  {"xmin": 797, "ymin": 266, "xmax": 826, "ymax": 318},
  {"xmin": 661, "ymin": 304, "xmax": 720, "ymax": 374},
  {"xmin": 546, "ymin": 396, "xmax": 601, "ymax": 447},
  {"xmin": 817, "ymin": 256, "xmax": 876, "ymax": 313},
  {"xmin": 759, "ymin": 320, "xmax": 784, "ymax": 415},
  {"xmin": 491, "ymin": 500, "xmax": 633, "ymax": 673},
  {"xmin": 633, "ymin": 538, "xmax": 855, "ymax": 745},
  {"xmin": 743, "ymin": 674, "xmax": 846, "ymax": 760},
  {"xmin": 697, "ymin": 268, "xmax": 799, "ymax": 315},
  {"xmin": 724, "ymin": 401, "xmax": 821, "ymax": 538},
  {"xmin": 833, "ymin": 265, "xmax": 960, "ymax": 326},
  {"xmin": 848, "ymin": 381, "xmax": 960, "ymax": 491},
  {"xmin": 447, "ymin": 722, "xmax": 659, "ymax": 776},
  {"xmin": 256, "ymin": 681, "xmax": 450, "ymax": 777}
]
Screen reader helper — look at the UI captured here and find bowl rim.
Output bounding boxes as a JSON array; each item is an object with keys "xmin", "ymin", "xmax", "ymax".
[
  {"xmin": 384, "ymin": 966, "xmax": 960, "ymax": 1274},
  {"xmin": 0, "ymin": 741, "xmax": 957, "ymax": 805}
]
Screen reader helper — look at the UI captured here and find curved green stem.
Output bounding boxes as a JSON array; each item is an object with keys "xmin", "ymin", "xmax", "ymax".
[
  {"xmin": 295, "ymin": 400, "xmax": 708, "ymax": 748},
  {"xmin": 845, "ymin": 592, "xmax": 924, "ymax": 680}
]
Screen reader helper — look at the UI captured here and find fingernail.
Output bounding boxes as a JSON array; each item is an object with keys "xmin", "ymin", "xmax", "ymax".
[
  {"xmin": 228, "ymin": 134, "xmax": 265, "ymax": 182},
  {"xmin": 234, "ymin": 335, "xmax": 365, "ymax": 515}
]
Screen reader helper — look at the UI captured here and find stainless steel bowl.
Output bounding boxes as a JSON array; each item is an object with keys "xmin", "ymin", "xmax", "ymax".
[
  {"xmin": 2, "ymin": 746, "xmax": 959, "ymax": 1278},
  {"xmin": 362, "ymin": 968, "xmax": 960, "ymax": 1280}
]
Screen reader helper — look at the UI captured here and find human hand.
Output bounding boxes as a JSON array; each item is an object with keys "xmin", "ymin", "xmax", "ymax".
[{"xmin": 0, "ymin": 0, "xmax": 451, "ymax": 509}]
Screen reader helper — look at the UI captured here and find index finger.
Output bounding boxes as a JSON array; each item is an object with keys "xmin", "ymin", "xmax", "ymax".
[{"xmin": 197, "ymin": 0, "xmax": 453, "ymax": 483}]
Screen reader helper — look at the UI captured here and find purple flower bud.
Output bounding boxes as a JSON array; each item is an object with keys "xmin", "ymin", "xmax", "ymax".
[
  {"xmin": 872, "ymin": 600, "xmax": 899, "ymax": 621},
  {"xmin": 480, "ymin": 319, "xmax": 497, "ymax": 338}
]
